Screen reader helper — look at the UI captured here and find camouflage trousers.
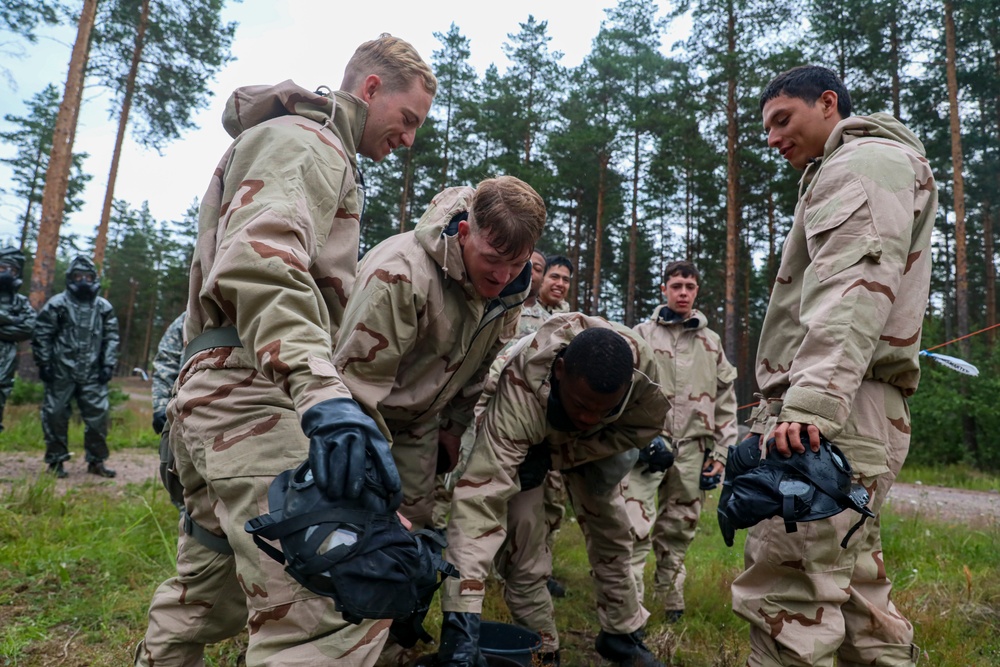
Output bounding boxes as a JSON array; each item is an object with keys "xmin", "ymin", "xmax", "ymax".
[
  {"xmin": 731, "ymin": 381, "xmax": 918, "ymax": 667},
  {"xmin": 389, "ymin": 417, "xmax": 447, "ymax": 530},
  {"xmin": 624, "ymin": 438, "xmax": 706, "ymax": 608},
  {"xmin": 542, "ymin": 470, "xmax": 566, "ymax": 552},
  {"xmin": 136, "ymin": 358, "xmax": 389, "ymax": 667},
  {"xmin": 496, "ymin": 485, "xmax": 558, "ymax": 651},
  {"xmin": 431, "ymin": 424, "xmax": 478, "ymax": 529}
]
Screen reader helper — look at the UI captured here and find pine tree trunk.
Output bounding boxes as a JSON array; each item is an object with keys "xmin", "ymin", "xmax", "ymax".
[
  {"xmin": 31, "ymin": 0, "xmax": 98, "ymax": 310},
  {"xmin": 399, "ymin": 148, "xmax": 412, "ymax": 233},
  {"xmin": 94, "ymin": 0, "xmax": 151, "ymax": 270},
  {"xmin": 945, "ymin": 0, "xmax": 969, "ymax": 345},
  {"xmin": 889, "ymin": 5, "xmax": 901, "ymax": 119},
  {"xmin": 723, "ymin": 0, "xmax": 740, "ymax": 365},
  {"xmin": 984, "ymin": 206, "xmax": 995, "ymax": 346},
  {"xmin": 591, "ymin": 153, "xmax": 609, "ymax": 314},
  {"xmin": 569, "ymin": 194, "xmax": 582, "ymax": 312},
  {"xmin": 625, "ymin": 126, "xmax": 640, "ymax": 326}
]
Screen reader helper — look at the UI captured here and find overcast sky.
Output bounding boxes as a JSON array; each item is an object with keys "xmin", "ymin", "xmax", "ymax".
[{"xmin": 0, "ymin": 0, "xmax": 688, "ymax": 247}]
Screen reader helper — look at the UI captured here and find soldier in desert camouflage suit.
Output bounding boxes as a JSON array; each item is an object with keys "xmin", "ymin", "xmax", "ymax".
[
  {"xmin": 333, "ymin": 176, "xmax": 546, "ymax": 533},
  {"xmin": 135, "ymin": 35, "xmax": 436, "ymax": 667},
  {"xmin": 730, "ymin": 65, "xmax": 935, "ymax": 667},
  {"xmin": 430, "ymin": 248, "xmax": 551, "ymax": 529},
  {"xmin": 439, "ymin": 313, "xmax": 671, "ymax": 667},
  {"xmin": 624, "ymin": 260, "xmax": 737, "ymax": 619}
]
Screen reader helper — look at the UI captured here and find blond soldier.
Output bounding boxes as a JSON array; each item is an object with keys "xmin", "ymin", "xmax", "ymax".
[
  {"xmin": 439, "ymin": 314, "xmax": 670, "ymax": 667},
  {"xmin": 431, "ymin": 248, "xmax": 552, "ymax": 529},
  {"xmin": 731, "ymin": 65, "xmax": 936, "ymax": 667},
  {"xmin": 333, "ymin": 176, "xmax": 546, "ymax": 531},
  {"xmin": 135, "ymin": 36, "xmax": 436, "ymax": 667},
  {"xmin": 624, "ymin": 260, "xmax": 737, "ymax": 620}
]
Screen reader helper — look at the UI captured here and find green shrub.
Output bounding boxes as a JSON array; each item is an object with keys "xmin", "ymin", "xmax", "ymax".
[{"xmin": 9, "ymin": 376, "xmax": 43, "ymax": 405}]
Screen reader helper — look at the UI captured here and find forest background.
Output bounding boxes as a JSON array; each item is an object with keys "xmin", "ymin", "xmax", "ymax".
[{"xmin": 1, "ymin": 0, "xmax": 999, "ymax": 469}]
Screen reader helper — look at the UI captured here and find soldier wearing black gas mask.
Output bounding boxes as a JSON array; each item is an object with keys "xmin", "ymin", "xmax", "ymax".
[
  {"xmin": 0, "ymin": 246, "xmax": 37, "ymax": 433},
  {"xmin": 32, "ymin": 255, "xmax": 120, "ymax": 478}
]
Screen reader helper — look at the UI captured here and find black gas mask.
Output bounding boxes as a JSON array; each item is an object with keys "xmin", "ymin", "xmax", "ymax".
[{"xmin": 717, "ymin": 432, "xmax": 875, "ymax": 549}]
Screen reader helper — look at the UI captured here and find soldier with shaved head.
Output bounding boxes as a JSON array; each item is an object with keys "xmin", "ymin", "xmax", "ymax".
[{"xmin": 136, "ymin": 34, "xmax": 437, "ymax": 667}]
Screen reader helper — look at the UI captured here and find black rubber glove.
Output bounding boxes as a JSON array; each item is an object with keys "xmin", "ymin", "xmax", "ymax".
[
  {"xmin": 437, "ymin": 612, "xmax": 488, "ymax": 667},
  {"xmin": 97, "ymin": 366, "xmax": 114, "ymax": 384},
  {"xmin": 37, "ymin": 365, "xmax": 53, "ymax": 384},
  {"xmin": 302, "ymin": 397, "xmax": 401, "ymax": 505},
  {"xmin": 152, "ymin": 410, "xmax": 167, "ymax": 435},
  {"xmin": 637, "ymin": 436, "xmax": 674, "ymax": 474}
]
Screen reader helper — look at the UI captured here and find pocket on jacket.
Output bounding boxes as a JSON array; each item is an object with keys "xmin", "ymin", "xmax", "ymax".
[{"xmin": 805, "ymin": 178, "xmax": 882, "ymax": 283}]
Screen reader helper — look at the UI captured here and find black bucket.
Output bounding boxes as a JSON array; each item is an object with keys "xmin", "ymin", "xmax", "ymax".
[{"xmin": 479, "ymin": 621, "xmax": 542, "ymax": 667}]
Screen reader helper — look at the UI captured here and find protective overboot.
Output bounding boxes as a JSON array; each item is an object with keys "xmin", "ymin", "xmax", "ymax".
[
  {"xmin": 88, "ymin": 461, "xmax": 117, "ymax": 478},
  {"xmin": 538, "ymin": 649, "xmax": 561, "ymax": 665},
  {"xmin": 48, "ymin": 461, "xmax": 68, "ymax": 479},
  {"xmin": 546, "ymin": 576, "xmax": 567, "ymax": 598},
  {"xmin": 595, "ymin": 630, "xmax": 664, "ymax": 667}
]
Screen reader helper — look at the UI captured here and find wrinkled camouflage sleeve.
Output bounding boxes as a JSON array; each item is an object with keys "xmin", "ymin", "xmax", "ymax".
[
  {"xmin": 712, "ymin": 353, "xmax": 738, "ymax": 462},
  {"xmin": 0, "ymin": 294, "xmax": 36, "ymax": 342},
  {"xmin": 440, "ymin": 307, "xmax": 521, "ymax": 437},
  {"xmin": 779, "ymin": 145, "xmax": 919, "ymax": 439},
  {"xmin": 206, "ymin": 121, "xmax": 355, "ymax": 415},
  {"xmin": 440, "ymin": 364, "xmax": 546, "ymax": 614},
  {"xmin": 99, "ymin": 299, "xmax": 120, "ymax": 369},
  {"xmin": 151, "ymin": 314, "xmax": 185, "ymax": 414},
  {"xmin": 31, "ymin": 301, "xmax": 57, "ymax": 368},
  {"xmin": 335, "ymin": 270, "xmax": 420, "ymax": 436}
]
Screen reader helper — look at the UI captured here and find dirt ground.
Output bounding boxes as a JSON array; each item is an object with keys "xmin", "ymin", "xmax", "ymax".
[{"xmin": 3, "ymin": 446, "xmax": 998, "ymax": 529}]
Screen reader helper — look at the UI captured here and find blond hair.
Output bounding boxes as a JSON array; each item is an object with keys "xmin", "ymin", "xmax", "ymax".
[
  {"xmin": 471, "ymin": 176, "xmax": 546, "ymax": 257},
  {"xmin": 341, "ymin": 33, "xmax": 437, "ymax": 96}
]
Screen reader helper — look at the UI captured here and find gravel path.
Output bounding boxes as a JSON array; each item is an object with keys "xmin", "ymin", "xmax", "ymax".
[{"xmin": 2, "ymin": 448, "xmax": 997, "ymax": 529}]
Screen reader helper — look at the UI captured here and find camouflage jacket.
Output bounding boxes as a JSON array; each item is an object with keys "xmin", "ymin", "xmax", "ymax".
[
  {"xmin": 634, "ymin": 305, "xmax": 737, "ymax": 462},
  {"xmin": 755, "ymin": 113, "xmax": 937, "ymax": 440},
  {"xmin": 334, "ymin": 186, "xmax": 529, "ymax": 438},
  {"xmin": 185, "ymin": 80, "xmax": 366, "ymax": 416},
  {"xmin": 32, "ymin": 291, "xmax": 119, "ymax": 382},
  {"xmin": 152, "ymin": 313, "xmax": 185, "ymax": 414},
  {"xmin": 441, "ymin": 313, "xmax": 669, "ymax": 613}
]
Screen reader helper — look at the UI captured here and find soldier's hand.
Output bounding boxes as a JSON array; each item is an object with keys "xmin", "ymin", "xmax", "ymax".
[
  {"xmin": 302, "ymin": 397, "xmax": 401, "ymax": 505},
  {"xmin": 770, "ymin": 422, "xmax": 821, "ymax": 457},
  {"xmin": 37, "ymin": 365, "xmax": 53, "ymax": 384},
  {"xmin": 152, "ymin": 410, "xmax": 167, "ymax": 435},
  {"xmin": 97, "ymin": 365, "xmax": 114, "ymax": 384},
  {"xmin": 638, "ymin": 436, "xmax": 674, "ymax": 474}
]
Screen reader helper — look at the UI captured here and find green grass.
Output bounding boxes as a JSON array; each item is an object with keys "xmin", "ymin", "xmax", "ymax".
[
  {"xmin": 896, "ymin": 461, "xmax": 1000, "ymax": 492},
  {"xmin": 2, "ymin": 384, "xmax": 997, "ymax": 665},
  {"xmin": 3, "ymin": 478, "xmax": 996, "ymax": 666}
]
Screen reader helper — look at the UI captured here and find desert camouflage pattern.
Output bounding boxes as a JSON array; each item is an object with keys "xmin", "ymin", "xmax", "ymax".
[
  {"xmin": 0, "ymin": 290, "xmax": 35, "ymax": 426},
  {"xmin": 732, "ymin": 113, "xmax": 935, "ymax": 666},
  {"xmin": 152, "ymin": 313, "xmax": 185, "ymax": 415},
  {"xmin": 137, "ymin": 81, "xmax": 389, "ymax": 666},
  {"xmin": 441, "ymin": 313, "xmax": 669, "ymax": 643},
  {"xmin": 334, "ymin": 185, "xmax": 527, "ymax": 528},
  {"xmin": 625, "ymin": 306, "xmax": 737, "ymax": 608},
  {"xmin": 33, "ymin": 287, "xmax": 119, "ymax": 465}
]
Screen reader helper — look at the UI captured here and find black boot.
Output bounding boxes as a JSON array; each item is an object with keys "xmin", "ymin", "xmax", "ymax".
[
  {"xmin": 48, "ymin": 461, "xmax": 68, "ymax": 479},
  {"xmin": 538, "ymin": 649, "xmax": 561, "ymax": 665},
  {"xmin": 595, "ymin": 630, "xmax": 664, "ymax": 667},
  {"xmin": 88, "ymin": 461, "xmax": 117, "ymax": 478},
  {"xmin": 546, "ymin": 576, "xmax": 567, "ymax": 598}
]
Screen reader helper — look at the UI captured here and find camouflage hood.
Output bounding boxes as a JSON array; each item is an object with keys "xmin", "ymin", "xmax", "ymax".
[
  {"xmin": 824, "ymin": 112, "xmax": 926, "ymax": 161},
  {"xmin": 414, "ymin": 186, "xmax": 476, "ymax": 285},
  {"xmin": 222, "ymin": 80, "xmax": 367, "ymax": 171},
  {"xmin": 651, "ymin": 304, "xmax": 708, "ymax": 331},
  {"xmin": 66, "ymin": 255, "xmax": 97, "ymax": 279}
]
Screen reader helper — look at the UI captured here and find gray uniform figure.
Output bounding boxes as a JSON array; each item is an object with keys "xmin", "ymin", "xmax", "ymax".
[
  {"xmin": 151, "ymin": 312, "xmax": 185, "ymax": 434},
  {"xmin": 0, "ymin": 246, "xmax": 37, "ymax": 432},
  {"xmin": 32, "ymin": 255, "xmax": 120, "ymax": 478}
]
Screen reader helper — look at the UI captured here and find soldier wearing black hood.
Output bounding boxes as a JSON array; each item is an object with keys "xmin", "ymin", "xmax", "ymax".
[
  {"xmin": 0, "ymin": 246, "xmax": 37, "ymax": 432},
  {"xmin": 31, "ymin": 255, "xmax": 120, "ymax": 478}
]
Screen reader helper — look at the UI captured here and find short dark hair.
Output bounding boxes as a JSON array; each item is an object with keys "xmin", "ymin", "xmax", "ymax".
[
  {"xmin": 662, "ymin": 260, "xmax": 699, "ymax": 284},
  {"xmin": 759, "ymin": 65, "xmax": 851, "ymax": 119},
  {"xmin": 544, "ymin": 254, "xmax": 574, "ymax": 276},
  {"xmin": 562, "ymin": 328, "xmax": 634, "ymax": 394}
]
